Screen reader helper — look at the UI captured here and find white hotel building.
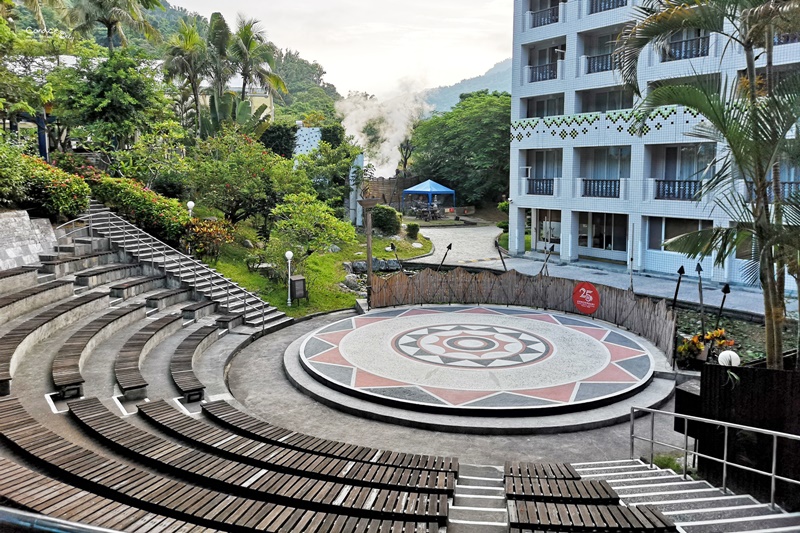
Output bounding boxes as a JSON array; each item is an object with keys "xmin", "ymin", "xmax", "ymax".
[{"xmin": 508, "ymin": 0, "xmax": 800, "ymax": 284}]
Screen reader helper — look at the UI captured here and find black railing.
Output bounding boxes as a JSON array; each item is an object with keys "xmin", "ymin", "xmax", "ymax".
[
  {"xmin": 587, "ymin": 53, "xmax": 616, "ymax": 74},
  {"xmin": 746, "ymin": 181, "xmax": 800, "ymax": 202},
  {"xmin": 528, "ymin": 63, "xmax": 558, "ymax": 83},
  {"xmin": 589, "ymin": 0, "xmax": 627, "ymax": 14},
  {"xmin": 655, "ymin": 180, "xmax": 701, "ymax": 201},
  {"xmin": 582, "ymin": 179, "xmax": 620, "ymax": 198},
  {"xmin": 661, "ymin": 36, "xmax": 710, "ymax": 62},
  {"xmin": 529, "ymin": 6, "xmax": 559, "ymax": 28},
  {"xmin": 527, "ymin": 178, "xmax": 555, "ymax": 196},
  {"xmin": 775, "ymin": 33, "xmax": 800, "ymax": 46}
]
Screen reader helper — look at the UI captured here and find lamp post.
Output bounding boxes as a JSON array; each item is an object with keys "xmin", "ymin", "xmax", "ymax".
[
  {"xmin": 696, "ymin": 263, "xmax": 705, "ymax": 336},
  {"xmin": 715, "ymin": 283, "xmax": 731, "ymax": 330},
  {"xmin": 285, "ymin": 250, "xmax": 293, "ymax": 307},
  {"xmin": 358, "ymin": 197, "xmax": 380, "ymax": 309},
  {"xmin": 672, "ymin": 266, "xmax": 685, "ymax": 311},
  {"xmin": 186, "ymin": 201, "xmax": 195, "ymax": 256},
  {"xmin": 187, "ymin": 201, "xmax": 195, "ymax": 219}
]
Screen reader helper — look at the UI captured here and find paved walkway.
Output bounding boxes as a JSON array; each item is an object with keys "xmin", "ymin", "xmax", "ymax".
[{"xmin": 409, "ymin": 226, "xmax": 773, "ymax": 316}]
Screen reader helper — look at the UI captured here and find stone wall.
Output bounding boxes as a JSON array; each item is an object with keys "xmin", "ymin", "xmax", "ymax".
[{"xmin": 0, "ymin": 210, "xmax": 57, "ymax": 270}]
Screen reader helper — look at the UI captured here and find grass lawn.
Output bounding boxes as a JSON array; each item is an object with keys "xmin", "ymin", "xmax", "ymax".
[{"xmin": 498, "ymin": 232, "xmax": 532, "ymax": 251}]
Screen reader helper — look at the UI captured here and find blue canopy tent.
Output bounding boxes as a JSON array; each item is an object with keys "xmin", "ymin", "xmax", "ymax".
[{"xmin": 401, "ymin": 180, "xmax": 456, "ymax": 210}]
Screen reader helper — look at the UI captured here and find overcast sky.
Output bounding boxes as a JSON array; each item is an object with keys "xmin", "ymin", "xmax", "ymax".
[{"xmin": 167, "ymin": 0, "xmax": 513, "ymax": 98}]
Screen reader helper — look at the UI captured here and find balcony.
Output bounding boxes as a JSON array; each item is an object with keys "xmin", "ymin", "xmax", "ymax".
[
  {"xmin": 589, "ymin": 0, "xmax": 627, "ymax": 14},
  {"xmin": 526, "ymin": 63, "xmax": 558, "ymax": 83},
  {"xmin": 655, "ymin": 180, "xmax": 701, "ymax": 201},
  {"xmin": 746, "ymin": 181, "xmax": 800, "ymax": 202},
  {"xmin": 586, "ymin": 53, "xmax": 617, "ymax": 74},
  {"xmin": 527, "ymin": 178, "xmax": 555, "ymax": 195},
  {"xmin": 527, "ymin": 6, "xmax": 559, "ymax": 28},
  {"xmin": 775, "ymin": 33, "xmax": 800, "ymax": 46},
  {"xmin": 661, "ymin": 36, "xmax": 710, "ymax": 62},
  {"xmin": 582, "ymin": 179, "xmax": 619, "ymax": 198}
]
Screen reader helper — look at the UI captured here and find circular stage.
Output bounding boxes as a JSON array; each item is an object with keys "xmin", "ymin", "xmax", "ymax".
[{"xmin": 297, "ymin": 306, "xmax": 660, "ymax": 416}]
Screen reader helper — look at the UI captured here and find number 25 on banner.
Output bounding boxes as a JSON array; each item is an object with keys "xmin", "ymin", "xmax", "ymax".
[{"xmin": 572, "ymin": 281, "xmax": 600, "ymax": 315}]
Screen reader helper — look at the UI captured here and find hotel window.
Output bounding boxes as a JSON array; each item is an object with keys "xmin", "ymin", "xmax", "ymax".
[{"xmin": 648, "ymin": 217, "xmax": 712, "ymax": 250}]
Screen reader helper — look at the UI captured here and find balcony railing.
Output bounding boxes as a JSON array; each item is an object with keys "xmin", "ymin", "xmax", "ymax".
[
  {"xmin": 582, "ymin": 179, "xmax": 620, "ymax": 198},
  {"xmin": 655, "ymin": 180, "xmax": 701, "ymax": 201},
  {"xmin": 589, "ymin": 0, "xmax": 627, "ymax": 14},
  {"xmin": 587, "ymin": 53, "xmax": 616, "ymax": 74},
  {"xmin": 775, "ymin": 33, "xmax": 800, "ymax": 46},
  {"xmin": 746, "ymin": 181, "xmax": 800, "ymax": 202},
  {"xmin": 527, "ymin": 6, "xmax": 559, "ymax": 28},
  {"xmin": 527, "ymin": 63, "xmax": 558, "ymax": 83},
  {"xmin": 527, "ymin": 178, "xmax": 555, "ymax": 195},
  {"xmin": 661, "ymin": 36, "xmax": 710, "ymax": 62}
]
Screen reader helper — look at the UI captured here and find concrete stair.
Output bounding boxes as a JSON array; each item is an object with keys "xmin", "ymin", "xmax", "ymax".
[
  {"xmin": 447, "ymin": 464, "xmax": 508, "ymax": 533},
  {"xmin": 574, "ymin": 459, "xmax": 800, "ymax": 533}
]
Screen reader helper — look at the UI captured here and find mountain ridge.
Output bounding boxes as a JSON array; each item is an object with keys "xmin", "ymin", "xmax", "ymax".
[{"xmin": 422, "ymin": 58, "xmax": 512, "ymax": 113}]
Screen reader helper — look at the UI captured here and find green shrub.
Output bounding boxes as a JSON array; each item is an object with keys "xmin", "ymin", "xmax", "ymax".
[
  {"xmin": 184, "ymin": 219, "xmax": 234, "ymax": 262},
  {"xmin": 497, "ymin": 200, "xmax": 509, "ymax": 214},
  {"xmin": 372, "ymin": 204, "xmax": 401, "ymax": 235},
  {"xmin": 406, "ymin": 222, "xmax": 420, "ymax": 240},
  {"xmin": 22, "ymin": 156, "xmax": 90, "ymax": 219},
  {"xmin": 0, "ymin": 143, "xmax": 28, "ymax": 207},
  {"xmin": 496, "ymin": 221, "xmax": 509, "ymax": 233}
]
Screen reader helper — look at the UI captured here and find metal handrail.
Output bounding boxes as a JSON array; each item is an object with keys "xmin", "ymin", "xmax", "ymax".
[
  {"xmin": 0, "ymin": 505, "xmax": 119, "ymax": 532},
  {"xmin": 630, "ymin": 406, "xmax": 800, "ymax": 510},
  {"xmin": 55, "ymin": 211, "xmax": 269, "ymax": 328}
]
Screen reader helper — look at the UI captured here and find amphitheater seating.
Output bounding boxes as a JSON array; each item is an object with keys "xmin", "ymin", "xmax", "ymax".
[
  {"xmin": 114, "ymin": 314, "xmax": 183, "ymax": 399},
  {"xmin": 109, "ymin": 275, "xmax": 165, "ymax": 299},
  {"xmin": 67, "ymin": 397, "xmax": 448, "ymax": 524},
  {"xmin": 170, "ymin": 325, "xmax": 216, "ymax": 401},
  {"xmin": 0, "ymin": 397, "xmax": 441, "ymax": 532},
  {"xmin": 507, "ymin": 500, "xmax": 676, "ymax": 532},
  {"xmin": 182, "ymin": 300, "xmax": 217, "ymax": 321},
  {"xmin": 74, "ymin": 263, "xmax": 143, "ymax": 288},
  {"xmin": 0, "ymin": 266, "xmax": 39, "ymax": 297},
  {"xmin": 202, "ymin": 400, "xmax": 460, "ymax": 474},
  {"xmin": 146, "ymin": 287, "xmax": 192, "ymax": 310},
  {"xmin": 0, "ymin": 291, "xmax": 109, "ymax": 396},
  {"xmin": 138, "ymin": 399, "xmax": 455, "ymax": 494},
  {"xmin": 505, "ymin": 476, "xmax": 619, "ymax": 504},
  {"xmin": 505, "ymin": 461, "xmax": 581, "ymax": 480},
  {"xmin": 0, "ymin": 280, "xmax": 73, "ymax": 323},
  {"xmin": 51, "ymin": 303, "xmax": 146, "ymax": 399},
  {"xmin": 38, "ymin": 251, "xmax": 116, "ymax": 277}
]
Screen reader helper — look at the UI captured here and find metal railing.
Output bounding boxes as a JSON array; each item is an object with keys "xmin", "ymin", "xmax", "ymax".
[
  {"xmin": 654, "ymin": 179, "xmax": 701, "ymax": 201},
  {"xmin": 775, "ymin": 33, "xmax": 800, "ymax": 46},
  {"xmin": 581, "ymin": 178, "xmax": 620, "ymax": 198},
  {"xmin": 55, "ymin": 211, "xmax": 273, "ymax": 332},
  {"xmin": 527, "ymin": 178, "xmax": 555, "ymax": 195},
  {"xmin": 661, "ymin": 36, "xmax": 710, "ymax": 61},
  {"xmin": 527, "ymin": 6, "xmax": 559, "ymax": 28},
  {"xmin": 587, "ymin": 53, "xmax": 616, "ymax": 74},
  {"xmin": 745, "ymin": 181, "xmax": 800, "ymax": 202},
  {"xmin": 0, "ymin": 506, "xmax": 119, "ymax": 532},
  {"xmin": 589, "ymin": 0, "xmax": 627, "ymax": 14},
  {"xmin": 630, "ymin": 407, "xmax": 800, "ymax": 510},
  {"xmin": 526, "ymin": 63, "xmax": 558, "ymax": 83}
]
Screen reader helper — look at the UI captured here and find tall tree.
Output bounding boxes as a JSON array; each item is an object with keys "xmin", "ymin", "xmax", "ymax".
[
  {"xmin": 228, "ymin": 15, "xmax": 286, "ymax": 101},
  {"xmin": 17, "ymin": 0, "xmax": 66, "ymax": 31},
  {"xmin": 69, "ymin": 0, "xmax": 163, "ymax": 52},
  {"xmin": 164, "ymin": 18, "xmax": 206, "ymax": 136},
  {"xmin": 206, "ymin": 12, "xmax": 232, "ymax": 100}
]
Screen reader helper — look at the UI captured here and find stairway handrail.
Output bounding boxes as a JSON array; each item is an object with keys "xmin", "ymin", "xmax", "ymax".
[{"xmin": 630, "ymin": 406, "xmax": 800, "ymax": 510}]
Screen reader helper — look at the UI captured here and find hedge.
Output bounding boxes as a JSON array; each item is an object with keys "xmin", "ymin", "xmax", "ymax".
[{"xmin": 22, "ymin": 156, "xmax": 91, "ymax": 220}]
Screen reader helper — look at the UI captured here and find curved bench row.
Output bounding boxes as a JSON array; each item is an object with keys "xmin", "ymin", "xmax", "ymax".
[
  {"xmin": 109, "ymin": 274, "xmax": 165, "ymax": 300},
  {"xmin": 0, "ymin": 280, "xmax": 73, "ymax": 323},
  {"xmin": 138, "ymin": 399, "xmax": 455, "ymax": 494},
  {"xmin": 171, "ymin": 325, "xmax": 217, "ymax": 402},
  {"xmin": 0, "ymin": 266, "xmax": 39, "ymax": 297},
  {"xmin": 68, "ymin": 397, "xmax": 448, "ymax": 524},
  {"xmin": 203, "ymin": 400, "xmax": 460, "ymax": 474},
  {"xmin": 75, "ymin": 263, "xmax": 143, "ymax": 288},
  {"xmin": 115, "ymin": 314, "xmax": 183, "ymax": 399},
  {"xmin": 0, "ymin": 291, "xmax": 109, "ymax": 396}
]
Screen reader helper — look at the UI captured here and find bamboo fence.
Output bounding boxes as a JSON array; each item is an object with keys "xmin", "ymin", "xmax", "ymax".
[{"xmin": 370, "ymin": 268, "xmax": 676, "ymax": 355}]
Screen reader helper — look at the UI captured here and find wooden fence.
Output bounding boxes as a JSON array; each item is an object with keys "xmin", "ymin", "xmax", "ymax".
[{"xmin": 370, "ymin": 268, "xmax": 676, "ymax": 355}]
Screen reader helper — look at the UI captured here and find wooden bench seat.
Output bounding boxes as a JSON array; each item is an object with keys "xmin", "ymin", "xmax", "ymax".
[
  {"xmin": 507, "ymin": 500, "xmax": 676, "ymax": 532},
  {"xmin": 0, "ymin": 266, "xmax": 39, "ymax": 297},
  {"xmin": 0, "ymin": 291, "xmax": 109, "ymax": 396},
  {"xmin": 0, "ymin": 457, "xmax": 220, "ymax": 533},
  {"xmin": 51, "ymin": 303, "xmax": 146, "ymax": 399},
  {"xmin": 68, "ymin": 397, "xmax": 448, "ymax": 524},
  {"xmin": 114, "ymin": 314, "xmax": 183, "ymax": 399},
  {"xmin": 505, "ymin": 477, "xmax": 619, "ymax": 504},
  {"xmin": 0, "ymin": 397, "xmax": 441, "ymax": 532},
  {"xmin": 182, "ymin": 300, "xmax": 217, "ymax": 321},
  {"xmin": 170, "ymin": 325, "xmax": 217, "ymax": 402},
  {"xmin": 109, "ymin": 275, "xmax": 166, "ymax": 299},
  {"xmin": 74, "ymin": 263, "xmax": 143, "ymax": 288},
  {"xmin": 202, "ymin": 399, "xmax": 459, "ymax": 475},
  {"xmin": 138, "ymin": 399, "xmax": 455, "ymax": 495},
  {"xmin": 505, "ymin": 461, "xmax": 581, "ymax": 480},
  {"xmin": 146, "ymin": 288, "xmax": 193, "ymax": 310},
  {"xmin": 0, "ymin": 280, "xmax": 74, "ymax": 323}
]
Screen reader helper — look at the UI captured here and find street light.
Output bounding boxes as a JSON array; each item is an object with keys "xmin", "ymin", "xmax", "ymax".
[
  {"xmin": 357, "ymin": 197, "xmax": 381, "ymax": 309},
  {"xmin": 187, "ymin": 200, "xmax": 195, "ymax": 218},
  {"xmin": 285, "ymin": 250, "xmax": 293, "ymax": 307}
]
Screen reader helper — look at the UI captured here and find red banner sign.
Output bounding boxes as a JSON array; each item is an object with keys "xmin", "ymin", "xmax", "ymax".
[{"xmin": 572, "ymin": 282, "xmax": 600, "ymax": 315}]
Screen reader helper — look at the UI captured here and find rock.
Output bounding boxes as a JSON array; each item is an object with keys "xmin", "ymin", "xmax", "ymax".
[
  {"xmin": 242, "ymin": 239, "xmax": 254, "ymax": 249},
  {"xmin": 343, "ymin": 274, "xmax": 360, "ymax": 290},
  {"xmin": 386, "ymin": 259, "xmax": 402, "ymax": 271},
  {"xmin": 203, "ymin": 216, "xmax": 218, "ymax": 222},
  {"xmin": 329, "ymin": 244, "xmax": 341, "ymax": 253},
  {"xmin": 384, "ymin": 246, "xmax": 393, "ymax": 252},
  {"xmin": 351, "ymin": 261, "xmax": 367, "ymax": 274},
  {"xmin": 342, "ymin": 262, "xmax": 353, "ymax": 274},
  {"xmin": 373, "ymin": 259, "xmax": 387, "ymax": 271},
  {"xmin": 354, "ymin": 252, "xmax": 364, "ymax": 256},
  {"xmin": 255, "ymin": 241, "xmax": 265, "ymax": 249},
  {"xmin": 389, "ymin": 235, "xmax": 403, "ymax": 241},
  {"xmin": 412, "ymin": 242, "xmax": 423, "ymax": 249}
]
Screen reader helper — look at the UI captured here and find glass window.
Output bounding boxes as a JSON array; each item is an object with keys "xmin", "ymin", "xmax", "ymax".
[
  {"xmin": 537, "ymin": 210, "xmax": 562, "ymax": 244},
  {"xmin": 612, "ymin": 214, "xmax": 628, "ymax": 251},
  {"xmin": 529, "ymin": 150, "xmax": 562, "ymax": 178},
  {"xmin": 649, "ymin": 218, "xmax": 712, "ymax": 250},
  {"xmin": 648, "ymin": 217, "xmax": 663, "ymax": 249},
  {"xmin": 578, "ymin": 212, "xmax": 589, "ymax": 246},
  {"xmin": 588, "ymin": 147, "xmax": 630, "ymax": 180}
]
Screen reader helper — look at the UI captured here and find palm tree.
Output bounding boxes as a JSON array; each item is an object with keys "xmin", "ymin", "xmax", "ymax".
[
  {"xmin": 68, "ymin": 0, "xmax": 162, "ymax": 52},
  {"xmin": 228, "ymin": 15, "xmax": 286, "ymax": 101},
  {"xmin": 615, "ymin": 0, "xmax": 800, "ymax": 368},
  {"xmin": 164, "ymin": 18, "xmax": 206, "ymax": 136},
  {"xmin": 18, "ymin": 0, "xmax": 66, "ymax": 31},
  {"xmin": 205, "ymin": 12, "xmax": 233, "ymax": 101}
]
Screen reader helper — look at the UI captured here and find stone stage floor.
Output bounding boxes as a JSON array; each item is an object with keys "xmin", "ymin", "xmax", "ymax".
[{"xmin": 298, "ymin": 306, "xmax": 661, "ymax": 416}]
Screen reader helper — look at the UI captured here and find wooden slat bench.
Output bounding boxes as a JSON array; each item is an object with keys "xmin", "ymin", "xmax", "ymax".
[
  {"xmin": 0, "ymin": 291, "xmax": 109, "ymax": 396},
  {"xmin": 51, "ymin": 303, "xmax": 146, "ymax": 399},
  {"xmin": 202, "ymin": 399, "xmax": 460, "ymax": 475},
  {"xmin": 0, "ymin": 457, "xmax": 220, "ymax": 533},
  {"xmin": 0, "ymin": 266, "xmax": 39, "ymax": 297},
  {"xmin": 507, "ymin": 500, "xmax": 677, "ymax": 532},
  {"xmin": 146, "ymin": 288, "xmax": 193, "ymax": 310},
  {"xmin": 74, "ymin": 263, "xmax": 143, "ymax": 288},
  {"xmin": 505, "ymin": 461, "xmax": 581, "ymax": 480},
  {"xmin": 38, "ymin": 251, "xmax": 116, "ymax": 277},
  {"xmin": 138, "ymin": 399, "xmax": 455, "ymax": 495},
  {"xmin": 68, "ymin": 397, "xmax": 448, "ymax": 524},
  {"xmin": 506, "ymin": 477, "xmax": 619, "ymax": 504},
  {"xmin": 182, "ymin": 300, "xmax": 217, "ymax": 321},
  {"xmin": 0, "ymin": 280, "xmax": 74, "ymax": 323},
  {"xmin": 0, "ymin": 397, "xmax": 441, "ymax": 532},
  {"xmin": 114, "ymin": 314, "xmax": 183, "ymax": 400},
  {"xmin": 109, "ymin": 275, "xmax": 166, "ymax": 299},
  {"xmin": 170, "ymin": 325, "xmax": 217, "ymax": 401}
]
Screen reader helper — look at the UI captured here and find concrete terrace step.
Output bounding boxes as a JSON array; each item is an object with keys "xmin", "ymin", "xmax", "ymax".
[
  {"xmin": 449, "ymin": 463, "xmax": 507, "ymax": 533},
  {"xmin": 606, "ymin": 473, "xmax": 686, "ymax": 487},
  {"xmin": 664, "ymin": 504, "xmax": 781, "ymax": 523},
  {"xmin": 678, "ymin": 512, "xmax": 800, "ymax": 533},
  {"xmin": 621, "ymin": 487, "xmax": 726, "ymax": 504},
  {"xmin": 646, "ymin": 495, "xmax": 760, "ymax": 513},
  {"xmin": 614, "ymin": 480, "xmax": 714, "ymax": 495}
]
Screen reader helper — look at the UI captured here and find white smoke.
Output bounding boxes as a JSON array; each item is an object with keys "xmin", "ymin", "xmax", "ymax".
[{"xmin": 335, "ymin": 80, "xmax": 433, "ymax": 178}]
